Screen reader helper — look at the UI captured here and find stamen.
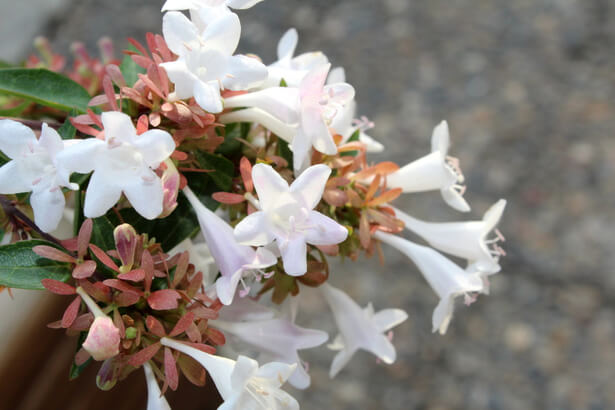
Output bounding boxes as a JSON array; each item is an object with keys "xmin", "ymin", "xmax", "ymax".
[
  {"xmin": 141, "ymin": 174, "xmax": 156, "ymax": 182},
  {"xmin": 464, "ymin": 293, "xmax": 478, "ymax": 306},
  {"xmin": 31, "ymin": 177, "xmax": 42, "ymax": 186},
  {"xmin": 495, "ymin": 229, "xmax": 506, "ymax": 242}
]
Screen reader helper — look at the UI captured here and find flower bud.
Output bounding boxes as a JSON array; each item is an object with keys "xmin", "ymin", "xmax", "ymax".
[
  {"xmin": 83, "ymin": 316, "xmax": 121, "ymax": 361},
  {"xmin": 159, "ymin": 159, "xmax": 180, "ymax": 218},
  {"xmin": 114, "ymin": 223, "xmax": 139, "ymax": 271}
]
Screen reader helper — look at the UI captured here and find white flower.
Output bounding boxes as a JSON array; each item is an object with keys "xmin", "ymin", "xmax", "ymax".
[
  {"xmin": 320, "ymin": 283, "xmax": 407, "ymax": 378},
  {"xmin": 374, "ymin": 231, "xmax": 486, "ymax": 335},
  {"xmin": 224, "ymin": 64, "xmax": 355, "ymax": 171},
  {"xmin": 394, "ymin": 199, "xmax": 507, "ymax": 274},
  {"xmin": 327, "ymin": 67, "xmax": 384, "ymax": 153},
  {"xmin": 234, "ymin": 164, "xmax": 348, "ymax": 276},
  {"xmin": 144, "ymin": 362, "xmax": 171, "ymax": 410},
  {"xmin": 262, "ymin": 28, "xmax": 329, "ymax": 88},
  {"xmin": 162, "ymin": 0, "xmax": 264, "ymax": 12},
  {"xmin": 213, "ymin": 302, "xmax": 328, "ymax": 389},
  {"xmin": 183, "ymin": 187, "xmax": 277, "ymax": 305},
  {"xmin": 160, "ymin": 10, "xmax": 267, "ymax": 113},
  {"xmin": 161, "ymin": 338, "xmax": 299, "ymax": 410},
  {"xmin": 56, "ymin": 112, "xmax": 175, "ymax": 219},
  {"xmin": 386, "ymin": 121, "xmax": 470, "ymax": 212},
  {"xmin": 0, "ymin": 120, "xmax": 77, "ymax": 232}
]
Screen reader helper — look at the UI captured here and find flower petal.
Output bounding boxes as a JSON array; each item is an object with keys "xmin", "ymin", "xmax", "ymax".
[
  {"xmin": 279, "ymin": 236, "xmax": 307, "ymax": 276},
  {"xmin": 55, "ymin": 138, "xmax": 104, "ymax": 175},
  {"xmin": 162, "ymin": 11, "xmax": 199, "ymax": 56},
  {"xmin": 256, "ymin": 361, "xmax": 297, "ymax": 386},
  {"xmin": 160, "ymin": 60, "xmax": 198, "ymax": 99},
  {"xmin": 230, "ymin": 355, "xmax": 258, "ymax": 391},
  {"xmin": 233, "ymin": 211, "xmax": 273, "ymax": 246},
  {"xmin": 371, "ymin": 309, "xmax": 409, "ymax": 333},
  {"xmin": 133, "ymin": 129, "xmax": 175, "ymax": 167},
  {"xmin": 123, "ymin": 171, "xmax": 164, "ymax": 220},
  {"xmin": 441, "ymin": 187, "xmax": 471, "ymax": 212},
  {"xmin": 161, "ymin": 0, "xmax": 198, "ymax": 11},
  {"xmin": 304, "ymin": 211, "xmax": 348, "ymax": 246},
  {"xmin": 202, "ymin": 12, "xmax": 241, "ymax": 56},
  {"xmin": 30, "ymin": 188, "xmax": 65, "ymax": 233},
  {"xmin": 226, "ymin": 0, "xmax": 264, "ymax": 9},
  {"xmin": 144, "ymin": 362, "xmax": 171, "ymax": 410},
  {"xmin": 324, "ymin": 83, "xmax": 355, "ymax": 106},
  {"xmin": 431, "ymin": 120, "xmax": 450, "ymax": 155},
  {"xmin": 224, "ymin": 87, "xmax": 300, "ymax": 123},
  {"xmin": 251, "ymin": 163, "xmax": 289, "ymax": 211},
  {"xmin": 83, "ymin": 170, "xmax": 123, "ymax": 218},
  {"xmin": 222, "ymin": 55, "xmax": 268, "ymax": 90},
  {"xmin": 301, "ymin": 104, "xmax": 336, "ymax": 155},
  {"xmin": 277, "ymin": 28, "xmax": 298, "ymax": 60},
  {"xmin": 329, "ymin": 348, "xmax": 355, "ymax": 378},
  {"xmin": 0, "ymin": 119, "xmax": 36, "ymax": 159},
  {"xmin": 194, "ymin": 80, "xmax": 223, "ymax": 113},
  {"xmin": 38, "ymin": 123, "xmax": 64, "ymax": 159},
  {"xmin": 216, "ymin": 269, "xmax": 244, "ymax": 306},
  {"xmin": 101, "ymin": 112, "xmax": 137, "ymax": 144},
  {"xmin": 0, "ymin": 161, "xmax": 32, "ymax": 194},
  {"xmin": 289, "ymin": 164, "xmax": 330, "ymax": 209},
  {"xmin": 300, "ymin": 63, "xmax": 330, "ymax": 101}
]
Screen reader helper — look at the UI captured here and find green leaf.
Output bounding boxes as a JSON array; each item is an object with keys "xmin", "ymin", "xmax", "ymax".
[
  {"xmin": 91, "ymin": 216, "xmax": 116, "ymax": 251},
  {"xmin": 0, "ymin": 240, "xmax": 72, "ymax": 290},
  {"xmin": 120, "ymin": 54, "xmax": 145, "ymax": 87},
  {"xmin": 58, "ymin": 111, "xmax": 77, "ymax": 140},
  {"xmin": 194, "ymin": 152, "xmax": 235, "ymax": 191},
  {"xmin": 277, "ymin": 139, "xmax": 294, "ymax": 165},
  {"xmin": 340, "ymin": 129, "xmax": 361, "ymax": 157},
  {"xmin": 0, "ymin": 100, "xmax": 31, "ymax": 116},
  {"xmin": 0, "ymin": 68, "xmax": 91, "ymax": 113},
  {"xmin": 215, "ymin": 122, "xmax": 249, "ymax": 156},
  {"xmin": 69, "ymin": 332, "xmax": 93, "ymax": 380}
]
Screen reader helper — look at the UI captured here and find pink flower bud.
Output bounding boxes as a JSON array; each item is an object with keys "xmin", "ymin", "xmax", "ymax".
[
  {"xmin": 113, "ymin": 224, "xmax": 139, "ymax": 270},
  {"xmin": 83, "ymin": 316, "xmax": 121, "ymax": 361},
  {"xmin": 159, "ymin": 161, "xmax": 180, "ymax": 218}
]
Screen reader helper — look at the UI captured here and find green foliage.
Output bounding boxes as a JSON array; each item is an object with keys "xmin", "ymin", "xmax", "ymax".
[
  {"xmin": 194, "ymin": 151, "xmax": 235, "ymax": 191},
  {"xmin": 0, "ymin": 240, "xmax": 72, "ymax": 290},
  {"xmin": 0, "ymin": 68, "xmax": 91, "ymax": 113},
  {"xmin": 277, "ymin": 138, "xmax": 294, "ymax": 165},
  {"xmin": 0, "ymin": 100, "xmax": 30, "ymax": 116},
  {"xmin": 57, "ymin": 110, "xmax": 78, "ymax": 140},
  {"xmin": 340, "ymin": 129, "xmax": 361, "ymax": 157},
  {"xmin": 119, "ymin": 53, "xmax": 145, "ymax": 87},
  {"xmin": 69, "ymin": 332, "xmax": 93, "ymax": 380},
  {"xmin": 215, "ymin": 122, "xmax": 249, "ymax": 156},
  {"xmin": 91, "ymin": 216, "xmax": 117, "ymax": 251}
]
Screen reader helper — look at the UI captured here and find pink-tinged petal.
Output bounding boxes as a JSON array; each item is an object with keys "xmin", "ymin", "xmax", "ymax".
[
  {"xmin": 279, "ymin": 236, "xmax": 307, "ymax": 276},
  {"xmin": 302, "ymin": 104, "xmax": 336, "ymax": 155},
  {"xmin": 83, "ymin": 316, "xmax": 120, "ymax": 361},
  {"xmin": 0, "ymin": 161, "xmax": 32, "ymax": 194},
  {"xmin": 101, "ymin": 112, "xmax": 137, "ymax": 144},
  {"xmin": 304, "ymin": 211, "xmax": 348, "ymax": 246},
  {"xmin": 83, "ymin": 170, "xmax": 123, "ymax": 218},
  {"xmin": 30, "ymin": 187, "xmax": 65, "ymax": 233},
  {"xmin": 160, "ymin": 60, "xmax": 198, "ymax": 99},
  {"xmin": 38, "ymin": 123, "xmax": 64, "ymax": 159},
  {"xmin": 277, "ymin": 28, "xmax": 298, "ymax": 60},
  {"xmin": 202, "ymin": 12, "xmax": 241, "ymax": 56},
  {"xmin": 222, "ymin": 55, "xmax": 267, "ymax": 90},
  {"xmin": 133, "ymin": 129, "xmax": 175, "ymax": 167},
  {"xmin": 216, "ymin": 269, "xmax": 243, "ymax": 306},
  {"xmin": 289, "ymin": 164, "xmax": 330, "ymax": 209},
  {"xmin": 233, "ymin": 211, "xmax": 272, "ymax": 246},
  {"xmin": 251, "ymin": 163, "xmax": 290, "ymax": 211},
  {"xmin": 324, "ymin": 83, "xmax": 355, "ymax": 106},
  {"xmin": 299, "ymin": 63, "xmax": 330, "ymax": 101},
  {"xmin": 122, "ymin": 171, "xmax": 164, "ymax": 220},
  {"xmin": 0, "ymin": 119, "xmax": 36, "ymax": 159},
  {"xmin": 226, "ymin": 0, "xmax": 264, "ymax": 9},
  {"xmin": 193, "ymin": 80, "xmax": 223, "ymax": 113},
  {"xmin": 56, "ymin": 138, "xmax": 104, "ymax": 175},
  {"xmin": 162, "ymin": 11, "xmax": 199, "ymax": 56},
  {"xmin": 243, "ymin": 247, "xmax": 277, "ymax": 270},
  {"xmin": 224, "ymin": 87, "xmax": 300, "ymax": 123}
]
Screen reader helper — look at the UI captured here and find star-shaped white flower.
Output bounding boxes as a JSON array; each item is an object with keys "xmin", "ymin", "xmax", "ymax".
[
  {"xmin": 375, "ymin": 231, "xmax": 486, "ymax": 334},
  {"xmin": 162, "ymin": 0, "xmax": 264, "ymax": 12},
  {"xmin": 56, "ymin": 112, "xmax": 175, "ymax": 219},
  {"xmin": 161, "ymin": 10, "xmax": 267, "ymax": 113},
  {"xmin": 394, "ymin": 199, "xmax": 507, "ymax": 274},
  {"xmin": 0, "ymin": 120, "xmax": 77, "ymax": 232},
  {"xmin": 213, "ymin": 300, "xmax": 328, "ymax": 389},
  {"xmin": 144, "ymin": 362, "xmax": 171, "ymax": 410},
  {"xmin": 224, "ymin": 64, "xmax": 355, "ymax": 171},
  {"xmin": 234, "ymin": 163, "xmax": 348, "ymax": 276},
  {"xmin": 161, "ymin": 338, "xmax": 298, "ymax": 410},
  {"xmin": 386, "ymin": 121, "xmax": 470, "ymax": 212},
  {"xmin": 320, "ymin": 283, "xmax": 408, "ymax": 378},
  {"xmin": 183, "ymin": 187, "xmax": 277, "ymax": 305}
]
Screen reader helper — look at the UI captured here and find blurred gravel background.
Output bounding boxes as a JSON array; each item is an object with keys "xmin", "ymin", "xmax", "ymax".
[{"xmin": 2, "ymin": 0, "xmax": 615, "ymax": 409}]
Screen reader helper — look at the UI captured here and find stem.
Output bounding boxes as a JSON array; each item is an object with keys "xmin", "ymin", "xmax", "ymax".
[
  {"xmin": 0, "ymin": 117, "xmax": 62, "ymax": 130},
  {"xmin": 0, "ymin": 195, "xmax": 63, "ymax": 246},
  {"xmin": 75, "ymin": 286, "xmax": 106, "ymax": 318}
]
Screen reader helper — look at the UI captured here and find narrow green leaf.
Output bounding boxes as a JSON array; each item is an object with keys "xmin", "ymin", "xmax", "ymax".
[
  {"xmin": 0, "ymin": 68, "xmax": 90, "ymax": 113},
  {"xmin": 215, "ymin": 122, "xmax": 249, "ymax": 156},
  {"xmin": 91, "ymin": 216, "xmax": 116, "ymax": 251},
  {"xmin": 277, "ymin": 139, "xmax": 294, "ymax": 165},
  {"xmin": 340, "ymin": 129, "xmax": 361, "ymax": 157},
  {"xmin": 58, "ymin": 111, "xmax": 77, "ymax": 140},
  {"xmin": 0, "ymin": 100, "xmax": 31, "ymax": 116},
  {"xmin": 0, "ymin": 240, "xmax": 72, "ymax": 290},
  {"xmin": 194, "ymin": 152, "xmax": 235, "ymax": 191}
]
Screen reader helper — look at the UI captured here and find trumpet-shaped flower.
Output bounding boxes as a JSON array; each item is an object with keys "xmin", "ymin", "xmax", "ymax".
[
  {"xmin": 386, "ymin": 121, "xmax": 470, "ymax": 212},
  {"xmin": 374, "ymin": 232, "xmax": 486, "ymax": 334},
  {"xmin": 224, "ymin": 64, "xmax": 355, "ymax": 171},
  {"xmin": 320, "ymin": 283, "xmax": 407, "ymax": 378},
  {"xmin": 162, "ymin": 0, "xmax": 264, "ymax": 12},
  {"xmin": 394, "ymin": 199, "xmax": 507, "ymax": 274},
  {"xmin": 183, "ymin": 187, "xmax": 277, "ymax": 304},
  {"xmin": 75, "ymin": 287, "xmax": 121, "ymax": 360},
  {"xmin": 263, "ymin": 28, "xmax": 329, "ymax": 88},
  {"xmin": 213, "ymin": 303, "xmax": 328, "ymax": 389},
  {"xmin": 327, "ymin": 67, "xmax": 384, "ymax": 152},
  {"xmin": 161, "ymin": 11, "xmax": 267, "ymax": 113},
  {"xmin": 144, "ymin": 362, "xmax": 171, "ymax": 410},
  {"xmin": 56, "ymin": 112, "xmax": 175, "ymax": 219},
  {"xmin": 0, "ymin": 120, "xmax": 77, "ymax": 232},
  {"xmin": 161, "ymin": 338, "xmax": 298, "ymax": 410},
  {"xmin": 234, "ymin": 164, "xmax": 348, "ymax": 276}
]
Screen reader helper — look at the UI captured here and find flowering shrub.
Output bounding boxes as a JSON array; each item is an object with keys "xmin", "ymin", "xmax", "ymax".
[{"xmin": 0, "ymin": 1, "xmax": 506, "ymax": 408}]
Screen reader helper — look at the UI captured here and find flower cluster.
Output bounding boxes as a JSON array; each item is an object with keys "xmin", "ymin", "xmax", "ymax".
[{"xmin": 0, "ymin": 1, "xmax": 506, "ymax": 408}]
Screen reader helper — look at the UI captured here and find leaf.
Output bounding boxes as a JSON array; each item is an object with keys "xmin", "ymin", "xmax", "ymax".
[
  {"xmin": 90, "ymin": 216, "xmax": 116, "ymax": 251},
  {"xmin": 58, "ymin": 111, "xmax": 78, "ymax": 140},
  {"xmin": 120, "ymin": 53, "xmax": 145, "ymax": 87},
  {"xmin": 194, "ymin": 151, "xmax": 235, "ymax": 191},
  {"xmin": 0, "ymin": 100, "xmax": 31, "ymax": 116},
  {"xmin": 0, "ymin": 68, "xmax": 91, "ymax": 113},
  {"xmin": 148, "ymin": 289, "xmax": 181, "ymax": 310},
  {"xmin": 215, "ymin": 122, "xmax": 249, "ymax": 156},
  {"xmin": 277, "ymin": 139, "xmax": 294, "ymax": 166},
  {"xmin": 0, "ymin": 240, "xmax": 72, "ymax": 290},
  {"xmin": 340, "ymin": 130, "xmax": 361, "ymax": 157},
  {"xmin": 69, "ymin": 332, "xmax": 93, "ymax": 380}
]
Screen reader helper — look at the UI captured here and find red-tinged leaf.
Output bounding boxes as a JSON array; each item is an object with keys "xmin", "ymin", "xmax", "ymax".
[
  {"xmin": 164, "ymin": 348, "xmax": 179, "ymax": 391},
  {"xmin": 131, "ymin": 54, "xmax": 153, "ymax": 69},
  {"xmin": 72, "ymin": 260, "xmax": 97, "ymax": 279},
  {"xmin": 177, "ymin": 355, "xmax": 206, "ymax": 387},
  {"xmin": 181, "ymin": 342, "xmax": 216, "ymax": 355},
  {"xmin": 316, "ymin": 244, "xmax": 339, "ymax": 256},
  {"xmin": 62, "ymin": 296, "xmax": 82, "ymax": 328},
  {"xmin": 326, "ymin": 177, "xmax": 351, "ymax": 188},
  {"xmin": 113, "ymin": 309, "xmax": 125, "ymax": 338},
  {"xmin": 136, "ymin": 114, "xmax": 149, "ymax": 135},
  {"xmin": 106, "ymin": 64, "xmax": 126, "ymax": 88},
  {"xmin": 154, "ymin": 34, "xmax": 173, "ymax": 62},
  {"xmin": 338, "ymin": 141, "xmax": 367, "ymax": 153},
  {"xmin": 146, "ymin": 316, "xmax": 167, "ymax": 338},
  {"xmin": 61, "ymin": 238, "xmax": 79, "ymax": 252},
  {"xmin": 367, "ymin": 209, "xmax": 405, "ymax": 232},
  {"xmin": 240, "ymin": 156, "xmax": 253, "ymax": 193},
  {"xmin": 78, "ymin": 280, "xmax": 111, "ymax": 303},
  {"xmin": 323, "ymin": 189, "xmax": 348, "ymax": 207},
  {"xmin": 86, "ymin": 109, "xmax": 104, "ymax": 128},
  {"xmin": 212, "ymin": 192, "xmax": 245, "ymax": 205},
  {"xmin": 77, "ymin": 219, "xmax": 93, "ymax": 259},
  {"xmin": 186, "ymin": 271, "xmax": 203, "ymax": 299},
  {"xmin": 127, "ymin": 38, "xmax": 149, "ymax": 58},
  {"xmin": 365, "ymin": 174, "xmax": 381, "ymax": 203},
  {"xmin": 298, "ymin": 270, "xmax": 328, "ymax": 287},
  {"xmin": 102, "ymin": 279, "xmax": 143, "ymax": 295},
  {"xmin": 75, "ymin": 348, "xmax": 91, "ymax": 366},
  {"xmin": 145, "ymin": 33, "xmax": 157, "ymax": 58},
  {"xmin": 102, "ymin": 75, "xmax": 119, "ymax": 111},
  {"xmin": 206, "ymin": 328, "xmax": 226, "ymax": 346},
  {"xmin": 374, "ymin": 161, "xmax": 400, "ymax": 175},
  {"xmin": 148, "ymin": 289, "xmax": 181, "ymax": 311},
  {"xmin": 171, "ymin": 150, "xmax": 188, "ymax": 161},
  {"xmin": 70, "ymin": 120, "xmax": 102, "ymax": 138},
  {"xmin": 366, "ymin": 188, "xmax": 403, "ymax": 207},
  {"xmin": 121, "ymin": 87, "xmax": 153, "ymax": 107},
  {"xmin": 115, "ymin": 291, "xmax": 141, "ymax": 307},
  {"xmin": 117, "ymin": 268, "xmax": 145, "ymax": 282},
  {"xmin": 185, "ymin": 322, "xmax": 202, "ymax": 343},
  {"xmin": 346, "ymin": 188, "xmax": 363, "ymax": 207},
  {"xmin": 69, "ymin": 313, "xmax": 94, "ymax": 332},
  {"xmin": 89, "ymin": 244, "xmax": 120, "ymax": 272},
  {"xmin": 33, "ymin": 245, "xmax": 75, "ymax": 263},
  {"xmin": 172, "ymin": 252, "xmax": 189, "ymax": 288},
  {"xmin": 41, "ymin": 279, "xmax": 75, "ymax": 295},
  {"xmin": 47, "ymin": 320, "xmax": 63, "ymax": 329},
  {"xmin": 359, "ymin": 211, "xmax": 371, "ymax": 249},
  {"xmin": 138, "ymin": 73, "xmax": 165, "ymax": 99},
  {"xmin": 127, "ymin": 343, "xmax": 161, "ymax": 367},
  {"xmin": 169, "ymin": 312, "xmax": 195, "ymax": 337},
  {"xmin": 189, "ymin": 305, "xmax": 218, "ymax": 320},
  {"xmin": 141, "ymin": 250, "xmax": 154, "ymax": 293}
]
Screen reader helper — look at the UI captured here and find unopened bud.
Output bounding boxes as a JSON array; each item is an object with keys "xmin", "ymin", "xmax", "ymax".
[
  {"xmin": 159, "ymin": 159, "xmax": 180, "ymax": 218},
  {"xmin": 113, "ymin": 224, "xmax": 138, "ymax": 271},
  {"xmin": 83, "ymin": 316, "xmax": 120, "ymax": 361}
]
